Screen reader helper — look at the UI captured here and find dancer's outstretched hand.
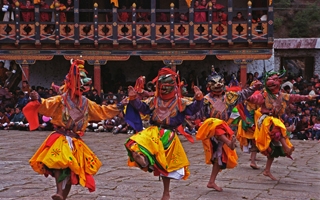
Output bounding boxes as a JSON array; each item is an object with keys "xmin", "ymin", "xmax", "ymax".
[
  {"xmin": 309, "ymin": 94, "xmax": 319, "ymax": 100},
  {"xmin": 127, "ymin": 86, "xmax": 137, "ymax": 100},
  {"xmin": 251, "ymin": 80, "xmax": 263, "ymax": 90},
  {"xmin": 120, "ymin": 97, "xmax": 129, "ymax": 106},
  {"xmin": 193, "ymin": 86, "xmax": 203, "ymax": 100}
]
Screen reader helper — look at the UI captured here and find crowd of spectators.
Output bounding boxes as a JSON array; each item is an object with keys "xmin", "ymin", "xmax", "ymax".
[{"xmin": 1, "ymin": 69, "xmax": 320, "ymax": 143}]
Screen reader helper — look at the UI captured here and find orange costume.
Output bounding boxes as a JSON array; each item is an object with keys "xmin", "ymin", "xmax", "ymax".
[{"xmin": 23, "ymin": 60, "xmax": 121, "ymax": 193}]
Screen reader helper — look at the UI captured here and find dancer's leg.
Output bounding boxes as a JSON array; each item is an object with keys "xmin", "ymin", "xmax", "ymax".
[
  {"xmin": 279, "ymin": 137, "xmax": 294, "ymax": 156},
  {"xmin": 250, "ymin": 152, "xmax": 259, "ymax": 169},
  {"xmin": 62, "ymin": 182, "xmax": 72, "ymax": 200},
  {"xmin": 161, "ymin": 177, "xmax": 170, "ymax": 200},
  {"xmin": 51, "ymin": 170, "xmax": 64, "ymax": 200},
  {"xmin": 207, "ymin": 162, "xmax": 223, "ymax": 191},
  {"xmin": 217, "ymin": 134, "xmax": 236, "ymax": 150},
  {"xmin": 263, "ymin": 157, "xmax": 277, "ymax": 180}
]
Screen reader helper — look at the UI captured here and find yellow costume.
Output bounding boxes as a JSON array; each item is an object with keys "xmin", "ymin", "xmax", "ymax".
[
  {"xmin": 254, "ymin": 108, "xmax": 293, "ymax": 155},
  {"xmin": 196, "ymin": 118, "xmax": 238, "ymax": 169},
  {"xmin": 23, "ymin": 60, "xmax": 121, "ymax": 193},
  {"xmin": 126, "ymin": 126, "xmax": 190, "ymax": 180}
]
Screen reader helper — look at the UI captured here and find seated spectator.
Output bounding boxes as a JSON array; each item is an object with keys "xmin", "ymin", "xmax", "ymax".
[
  {"xmin": 293, "ymin": 115, "xmax": 311, "ymax": 140},
  {"xmin": 15, "ymin": 91, "xmax": 28, "ymax": 109},
  {"xmin": 1, "ymin": 0, "xmax": 14, "ymax": 21},
  {"xmin": 311, "ymin": 117, "xmax": 320, "ymax": 141},
  {"xmin": 21, "ymin": 80, "xmax": 31, "ymax": 94},
  {"xmin": 157, "ymin": 12, "xmax": 168, "ymax": 22},
  {"xmin": 65, "ymin": 0, "xmax": 74, "ymax": 22},
  {"xmin": 20, "ymin": 0, "xmax": 35, "ymax": 22},
  {"xmin": 0, "ymin": 108, "xmax": 10, "ymax": 130},
  {"xmin": 194, "ymin": 0, "xmax": 206, "ymax": 22},
  {"xmin": 232, "ymin": 12, "xmax": 245, "ymax": 22},
  {"xmin": 118, "ymin": 6, "xmax": 129, "ymax": 22},
  {"xmin": 39, "ymin": 0, "xmax": 51, "ymax": 22},
  {"xmin": 90, "ymin": 89, "xmax": 101, "ymax": 105},
  {"xmin": 5, "ymin": 107, "xmax": 25, "ymax": 130},
  {"xmin": 50, "ymin": 0, "xmax": 66, "ymax": 22},
  {"xmin": 4, "ymin": 104, "xmax": 14, "ymax": 120},
  {"xmin": 105, "ymin": 92, "xmax": 117, "ymax": 105},
  {"xmin": 137, "ymin": 6, "xmax": 149, "ymax": 22},
  {"xmin": 0, "ymin": 61, "xmax": 8, "ymax": 86},
  {"xmin": 213, "ymin": 9, "xmax": 227, "ymax": 25},
  {"xmin": 178, "ymin": 13, "xmax": 188, "ymax": 23}
]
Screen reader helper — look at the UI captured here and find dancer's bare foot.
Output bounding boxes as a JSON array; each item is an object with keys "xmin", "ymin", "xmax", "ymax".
[
  {"xmin": 249, "ymin": 158, "xmax": 261, "ymax": 161},
  {"xmin": 207, "ymin": 183, "xmax": 223, "ymax": 192},
  {"xmin": 283, "ymin": 146, "xmax": 295, "ymax": 156},
  {"xmin": 161, "ymin": 193, "xmax": 170, "ymax": 200},
  {"xmin": 250, "ymin": 163, "xmax": 259, "ymax": 170},
  {"xmin": 228, "ymin": 135, "xmax": 237, "ymax": 150},
  {"xmin": 132, "ymin": 152, "xmax": 148, "ymax": 167},
  {"xmin": 263, "ymin": 170, "xmax": 277, "ymax": 181},
  {"xmin": 51, "ymin": 194, "xmax": 63, "ymax": 200}
]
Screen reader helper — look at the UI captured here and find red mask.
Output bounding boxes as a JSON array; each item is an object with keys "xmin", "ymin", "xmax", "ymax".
[{"xmin": 266, "ymin": 74, "xmax": 281, "ymax": 94}]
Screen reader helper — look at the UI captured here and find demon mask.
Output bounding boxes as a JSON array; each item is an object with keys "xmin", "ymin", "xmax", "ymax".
[{"xmin": 207, "ymin": 74, "xmax": 224, "ymax": 95}]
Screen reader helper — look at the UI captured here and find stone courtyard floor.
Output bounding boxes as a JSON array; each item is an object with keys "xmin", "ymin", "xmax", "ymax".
[{"xmin": 0, "ymin": 130, "xmax": 319, "ymax": 200}]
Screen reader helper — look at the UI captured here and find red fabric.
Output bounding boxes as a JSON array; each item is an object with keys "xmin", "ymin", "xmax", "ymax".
[
  {"xmin": 215, "ymin": 124, "xmax": 234, "ymax": 136},
  {"xmin": 177, "ymin": 125, "xmax": 194, "ymax": 143},
  {"xmin": 45, "ymin": 133, "xmax": 61, "ymax": 147},
  {"xmin": 153, "ymin": 164, "xmax": 169, "ymax": 177},
  {"xmin": 194, "ymin": 5, "xmax": 206, "ymax": 22},
  {"xmin": 22, "ymin": 101, "xmax": 41, "ymax": 131},
  {"xmin": 84, "ymin": 173, "xmax": 96, "ymax": 192},
  {"xmin": 20, "ymin": 4, "xmax": 35, "ymax": 22},
  {"xmin": 70, "ymin": 171, "xmax": 79, "ymax": 185},
  {"xmin": 134, "ymin": 76, "xmax": 145, "ymax": 93}
]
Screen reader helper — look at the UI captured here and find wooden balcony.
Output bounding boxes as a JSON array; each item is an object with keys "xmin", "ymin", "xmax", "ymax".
[{"xmin": 0, "ymin": 1, "xmax": 273, "ymax": 51}]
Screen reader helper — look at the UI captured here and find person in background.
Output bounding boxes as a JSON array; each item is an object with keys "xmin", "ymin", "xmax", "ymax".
[{"xmin": 20, "ymin": 0, "xmax": 34, "ymax": 22}]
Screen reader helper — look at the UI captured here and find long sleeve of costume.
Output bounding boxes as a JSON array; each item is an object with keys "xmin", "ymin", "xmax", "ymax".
[
  {"xmin": 246, "ymin": 93, "xmax": 265, "ymax": 106},
  {"xmin": 129, "ymin": 98, "xmax": 152, "ymax": 115},
  {"xmin": 289, "ymin": 94, "xmax": 311, "ymax": 103},
  {"xmin": 87, "ymin": 100, "xmax": 120, "ymax": 122},
  {"xmin": 226, "ymin": 87, "xmax": 256, "ymax": 108},
  {"xmin": 184, "ymin": 99, "xmax": 203, "ymax": 116}
]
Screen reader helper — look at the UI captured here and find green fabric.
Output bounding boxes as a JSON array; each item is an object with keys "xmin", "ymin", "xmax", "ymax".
[
  {"xmin": 270, "ymin": 142, "xmax": 286, "ymax": 158},
  {"xmin": 160, "ymin": 129, "xmax": 173, "ymax": 149},
  {"xmin": 58, "ymin": 168, "xmax": 71, "ymax": 183}
]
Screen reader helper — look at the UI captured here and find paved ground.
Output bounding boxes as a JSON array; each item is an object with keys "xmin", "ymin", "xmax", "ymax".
[{"xmin": 0, "ymin": 130, "xmax": 319, "ymax": 200}]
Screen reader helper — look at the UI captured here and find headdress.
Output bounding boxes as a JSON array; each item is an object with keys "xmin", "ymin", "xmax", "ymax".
[
  {"xmin": 63, "ymin": 59, "xmax": 92, "ymax": 105},
  {"xmin": 134, "ymin": 76, "xmax": 145, "ymax": 93}
]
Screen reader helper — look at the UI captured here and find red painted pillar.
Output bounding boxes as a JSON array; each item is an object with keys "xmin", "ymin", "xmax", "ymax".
[
  {"xmin": 240, "ymin": 63, "xmax": 247, "ymax": 88},
  {"xmin": 94, "ymin": 64, "xmax": 101, "ymax": 95},
  {"xmin": 21, "ymin": 64, "xmax": 29, "ymax": 82}
]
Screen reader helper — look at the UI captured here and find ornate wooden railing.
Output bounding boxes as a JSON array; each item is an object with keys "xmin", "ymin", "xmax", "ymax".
[{"xmin": 0, "ymin": 1, "xmax": 272, "ymax": 49}]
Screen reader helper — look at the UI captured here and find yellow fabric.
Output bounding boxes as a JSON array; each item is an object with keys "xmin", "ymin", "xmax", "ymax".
[
  {"xmin": 29, "ymin": 133, "xmax": 102, "ymax": 188},
  {"xmin": 110, "ymin": 0, "xmax": 119, "ymax": 7},
  {"xmin": 237, "ymin": 120, "xmax": 255, "ymax": 148},
  {"xmin": 254, "ymin": 110, "xmax": 293, "ymax": 152},
  {"xmin": 33, "ymin": 0, "xmax": 40, "ymax": 4},
  {"xmin": 196, "ymin": 118, "xmax": 238, "ymax": 168},
  {"xmin": 128, "ymin": 126, "xmax": 190, "ymax": 179},
  {"xmin": 38, "ymin": 96, "xmax": 120, "ymax": 133}
]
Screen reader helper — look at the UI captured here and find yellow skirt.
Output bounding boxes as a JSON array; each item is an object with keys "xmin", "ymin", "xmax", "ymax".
[
  {"xmin": 196, "ymin": 118, "xmax": 238, "ymax": 169},
  {"xmin": 126, "ymin": 126, "xmax": 190, "ymax": 180},
  {"xmin": 29, "ymin": 132, "xmax": 102, "ymax": 190},
  {"xmin": 254, "ymin": 111, "xmax": 293, "ymax": 153}
]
